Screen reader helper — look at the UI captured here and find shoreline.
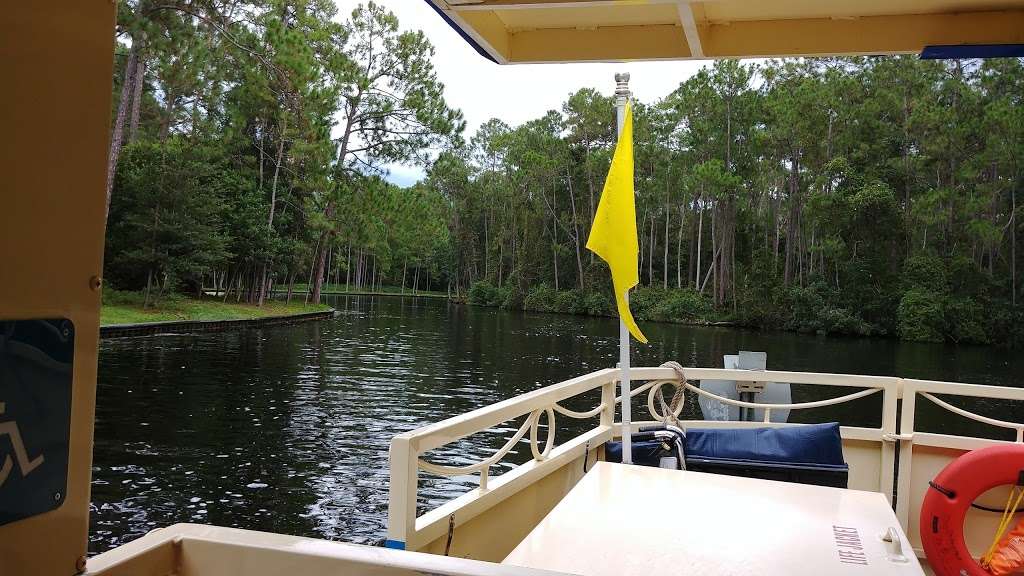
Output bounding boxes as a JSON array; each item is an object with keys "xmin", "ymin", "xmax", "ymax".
[
  {"xmin": 267, "ymin": 289, "xmax": 448, "ymax": 299},
  {"xmin": 100, "ymin": 308, "xmax": 337, "ymax": 339}
]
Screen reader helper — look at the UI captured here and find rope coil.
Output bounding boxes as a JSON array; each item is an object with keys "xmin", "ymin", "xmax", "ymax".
[{"xmin": 651, "ymin": 361, "xmax": 690, "ymax": 427}]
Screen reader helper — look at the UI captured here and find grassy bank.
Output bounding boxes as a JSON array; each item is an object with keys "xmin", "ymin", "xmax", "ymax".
[{"xmin": 101, "ymin": 290, "xmax": 330, "ymax": 326}]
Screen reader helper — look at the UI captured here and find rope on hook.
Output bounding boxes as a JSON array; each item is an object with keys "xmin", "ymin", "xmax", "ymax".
[{"xmin": 654, "ymin": 361, "xmax": 689, "ymax": 427}]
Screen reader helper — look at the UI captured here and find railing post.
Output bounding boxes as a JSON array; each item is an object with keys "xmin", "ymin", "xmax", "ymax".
[
  {"xmin": 601, "ymin": 374, "xmax": 616, "ymax": 428},
  {"xmin": 879, "ymin": 379, "xmax": 899, "ymax": 506},
  {"xmin": 387, "ymin": 436, "xmax": 418, "ymax": 551},
  {"xmin": 894, "ymin": 379, "xmax": 917, "ymax": 533}
]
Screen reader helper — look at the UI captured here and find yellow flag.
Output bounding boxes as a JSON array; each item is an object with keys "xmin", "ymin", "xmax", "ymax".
[{"xmin": 586, "ymin": 103, "xmax": 647, "ymax": 344}]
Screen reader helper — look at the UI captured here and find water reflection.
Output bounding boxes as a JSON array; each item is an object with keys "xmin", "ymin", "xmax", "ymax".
[{"xmin": 90, "ymin": 295, "xmax": 1023, "ymax": 553}]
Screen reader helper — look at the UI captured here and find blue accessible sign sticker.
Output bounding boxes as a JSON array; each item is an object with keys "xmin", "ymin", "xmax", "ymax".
[{"xmin": 0, "ymin": 319, "xmax": 74, "ymax": 526}]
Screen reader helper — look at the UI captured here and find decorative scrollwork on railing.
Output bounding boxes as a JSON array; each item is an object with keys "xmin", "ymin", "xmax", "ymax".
[
  {"xmin": 616, "ymin": 369, "xmax": 883, "ymax": 425},
  {"xmin": 530, "ymin": 407, "xmax": 555, "ymax": 461},
  {"xmin": 920, "ymin": 392, "xmax": 1024, "ymax": 442},
  {"xmin": 417, "ymin": 400, "xmax": 608, "ymax": 491},
  {"xmin": 640, "ymin": 377, "xmax": 881, "ymax": 424},
  {"xmin": 552, "ymin": 401, "xmax": 606, "ymax": 419},
  {"xmin": 647, "ymin": 380, "xmax": 686, "ymax": 423},
  {"xmin": 416, "ymin": 365, "xmax": 892, "ymax": 494}
]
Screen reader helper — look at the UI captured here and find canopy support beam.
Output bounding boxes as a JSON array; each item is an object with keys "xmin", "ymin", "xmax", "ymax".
[{"xmin": 677, "ymin": 2, "xmax": 704, "ymax": 58}]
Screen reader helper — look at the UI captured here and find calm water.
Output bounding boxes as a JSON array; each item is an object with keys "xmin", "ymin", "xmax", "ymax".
[{"xmin": 89, "ymin": 295, "xmax": 1023, "ymax": 553}]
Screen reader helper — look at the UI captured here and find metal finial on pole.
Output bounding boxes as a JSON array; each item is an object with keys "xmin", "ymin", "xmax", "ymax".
[
  {"xmin": 614, "ymin": 72, "xmax": 630, "ymax": 95},
  {"xmin": 614, "ymin": 72, "xmax": 633, "ymax": 465}
]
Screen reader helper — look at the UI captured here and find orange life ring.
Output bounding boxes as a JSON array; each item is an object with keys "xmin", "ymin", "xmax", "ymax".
[{"xmin": 921, "ymin": 444, "xmax": 1024, "ymax": 576}]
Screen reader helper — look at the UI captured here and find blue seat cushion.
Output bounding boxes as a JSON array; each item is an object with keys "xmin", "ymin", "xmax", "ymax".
[{"xmin": 684, "ymin": 422, "xmax": 845, "ymax": 466}]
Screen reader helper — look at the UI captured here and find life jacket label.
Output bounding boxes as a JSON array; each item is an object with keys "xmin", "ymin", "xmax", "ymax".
[{"xmin": 833, "ymin": 525, "xmax": 869, "ymax": 566}]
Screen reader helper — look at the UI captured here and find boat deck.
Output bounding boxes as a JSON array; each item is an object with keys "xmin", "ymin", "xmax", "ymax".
[
  {"xmin": 387, "ymin": 366, "xmax": 1024, "ymax": 569},
  {"xmin": 504, "ymin": 462, "xmax": 923, "ymax": 576}
]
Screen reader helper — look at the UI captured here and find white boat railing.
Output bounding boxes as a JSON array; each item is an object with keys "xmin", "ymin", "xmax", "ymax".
[
  {"xmin": 896, "ymin": 378, "xmax": 1024, "ymax": 555},
  {"xmin": 387, "ymin": 368, "xmax": 619, "ymax": 552},
  {"xmin": 387, "ymin": 366, "xmax": 902, "ymax": 554}
]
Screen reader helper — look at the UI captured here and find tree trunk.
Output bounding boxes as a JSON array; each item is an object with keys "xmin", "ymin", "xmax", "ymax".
[
  {"xmin": 715, "ymin": 201, "xmax": 734, "ymax": 306},
  {"xmin": 106, "ymin": 46, "xmax": 140, "ymax": 216},
  {"xmin": 695, "ymin": 207, "xmax": 704, "ymax": 288},
  {"xmin": 257, "ymin": 263, "xmax": 268, "ymax": 306},
  {"xmin": 144, "ymin": 268, "xmax": 153, "ymax": 308},
  {"xmin": 773, "ymin": 186, "xmax": 781, "ymax": 270},
  {"xmin": 648, "ymin": 214, "xmax": 655, "ymax": 286},
  {"xmin": 310, "ymin": 226, "xmax": 332, "ymax": 304},
  {"xmin": 711, "ymin": 209, "xmax": 717, "ymax": 300},
  {"xmin": 552, "ymin": 235, "xmax": 559, "ymax": 292},
  {"xmin": 305, "ymin": 237, "xmax": 321, "ymax": 304},
  {"xmin": 700, "ymin": 245, "xmax": 721, "ymax": 294},
  {"xmin": 482, "ymin": 210, "xmax": 489, "ymax": 280},
  {"xmin": 158, "ymin": 92, "xmax": 178, "ymax": 142},
  {"xmin": 663, "ymin": 188, "xmax": 670, "ymax": 289},
  {"xmin": 903, "ymin": 90, "xmax": 912, "ymax": 255},
  {"xmin": 354, "ymin": 249, "xmax": 362, "ymax": 289},
  {"xmin": 310, "ymin": 96, "xmax": 358, "ymax": 301},
  {"xmin": 1013, "ymin": 184, "xmax": 1018, "ymax": 306},
  {"xmin": 325, "ymin": 246, "xmax": 332, "ymax": 293},
  {"xmin": 567, "ymin": 167, "xmax": 585, "ymax": 290},
  {"xmin": 222, "ymin": 270, "xmax": 233, "ymax": 302},
  {"xmin": 127, "ymin": 54, "xmax": 146, "ymax": 143},
  {"xmin": 585, "ymin": 149, "xmax": 597, "ymax": 264},
  {"xmin": 784, "ymin": 156, "xmax": 801, "ymax": 285},
  {"xmin": 639, "ymin": 211, "xmax": 646, "ymax": 282},
  {"xmin": 268, "ymin": 117, "xmax": 286, "ymax": 230},
  {"xmin": 677, "ymin": 205, "xmax": 685, "ymax": 288}
]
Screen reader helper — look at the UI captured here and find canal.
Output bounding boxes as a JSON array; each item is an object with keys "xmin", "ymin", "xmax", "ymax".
[{"xmin": 89, "ymin": 294, "xmax": 1023, "ymax": 553}]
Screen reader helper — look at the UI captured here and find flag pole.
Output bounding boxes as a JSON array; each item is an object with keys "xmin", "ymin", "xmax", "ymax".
[{"xmin": 614, "ymin": 72, "xmax": 633, "ymax": 465}]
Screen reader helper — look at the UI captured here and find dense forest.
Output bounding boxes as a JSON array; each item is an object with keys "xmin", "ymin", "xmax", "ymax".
[
  {"xmin": 106, "ymin": 0, "xmax": 459, "ymax": 308},
  {"xmin": 105, "ymin": 1, "xmax": 1024, "ymax": 345}
]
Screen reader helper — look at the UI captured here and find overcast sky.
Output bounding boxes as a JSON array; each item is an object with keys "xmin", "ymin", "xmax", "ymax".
[{"xmin": 352, "ymin": 0, "xmax": 710, "ymax": 186}]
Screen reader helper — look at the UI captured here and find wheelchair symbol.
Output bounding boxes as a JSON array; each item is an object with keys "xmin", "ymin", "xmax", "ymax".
[{"xmin": 0, "ymin": 402, "xmax": 45, "ymax": 488}]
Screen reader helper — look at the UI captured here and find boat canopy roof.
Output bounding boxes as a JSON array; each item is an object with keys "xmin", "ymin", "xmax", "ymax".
[{"xmin": 424, "ymin": 0, "xmax": 1024, "ymax": 63}]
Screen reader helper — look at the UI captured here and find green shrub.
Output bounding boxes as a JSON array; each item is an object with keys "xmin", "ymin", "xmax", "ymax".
[
  {"xmin": 651, "ymin": 288, "xmax": 713, "ymax": 322},
  {"xmin": 991, "ymin": 306, "xmax": 1024, "ymax": 348},
  {"xmin": 468, "ymin": 281, "xmax": 500, "ymax": 306},
  {"xmin": 523, "ymin": 283, "xmax": 558, "ymax": 312},
  {"xmin": 820, "ymin": 307, "xmax": 873, "ymax": 336},
  {"xmin": 781, "ymin": 284, "xmax": 826, "ymax": 333},
  {"xmin": 780, "ymin": 283, "xmax": 871, "ymax": 335},
  {"xmin": 102, "ymin": 288, "xmax": 186, "ymax": 307},
  {"xmin": 902, "ymin": 255, "xmax": 948, "ymax": 294},
  {"xmin": 584, "ymin": 291, "xmax": 613, "ymax": 316},
  {"xmin": 944, "ymin": 296, "xmax": 989, "ymax": 344},
  {"xmin": 555, "ymin": 289, "xmax": 586, "ymax": 315},
  {"xmin": 619, "ymin": 287, "xmax": 715, "ymax": 323},
  {"xmin": 897, "ymin": 289, "xmax": 945, "ymax": 342},
  {"xmin": 627, "ymin": 287, "xmax": 659, "ymax": 321},
  {"xmin": 498, "ymin": 285, "xmax": 523, "ymax": 309},
  {"xmin": 102, "ymin": 287, "xmax": 147, "ymax": 306}
]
